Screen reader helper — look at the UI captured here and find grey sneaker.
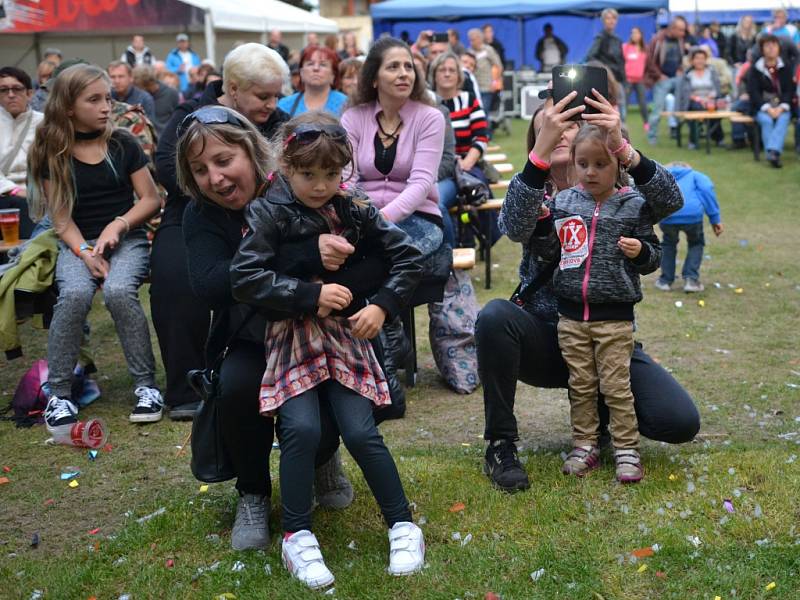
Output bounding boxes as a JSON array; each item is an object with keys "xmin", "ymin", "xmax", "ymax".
[
  {"xmin": 231, "ymin": 493, "xmax": 269, "ymax": 550},
  {"xmin": 683, "ymin": 279, "xmax": 705, "ymax": 293},
  {"xmin": 615, "ymin": 449, "xmax": 644, "ymax": 484},
  {"xmin": 654, "ymin": 279, "xmax": 671, "ymax": 292},
  {"xmin": 314, "ymin": 449, "xmax": 354, "ymax": 509}
]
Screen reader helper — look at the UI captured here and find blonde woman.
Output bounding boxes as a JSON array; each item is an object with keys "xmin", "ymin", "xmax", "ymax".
[{"xmin": 27, "ymin": 64, "xmax": 163, "ymax": 427}]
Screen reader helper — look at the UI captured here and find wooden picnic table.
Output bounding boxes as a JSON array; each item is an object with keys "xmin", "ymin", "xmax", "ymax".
[{"xmin": 662, "ymin": 111, "xmax": 753, "ymax": 155}]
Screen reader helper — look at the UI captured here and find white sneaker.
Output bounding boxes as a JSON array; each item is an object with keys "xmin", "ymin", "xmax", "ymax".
[
  {"xmin": 281, "ymin": 530, "xmax": 334, "ymax": 589},
  {"xmin": 653, "ymin": 279, "xmax": 671, "ymax": 292},
  {"xmin": 129, "ymin": 386, "xmax": 164, "ymax": 423},
  {"xmin": 683, "ymin": 279, "xmax": 705, "ymax": 293},
  {"xmin": 388, "ymin": 521, "xmax": 425, "ymax": 576}
]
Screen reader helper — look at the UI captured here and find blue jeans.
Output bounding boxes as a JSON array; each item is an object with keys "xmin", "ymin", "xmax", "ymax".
[
  {"xmin": 437, "ymin": 177, "xmax": 459, "ymax": 246},
  {"xmin": 277, "ymin": 380, "xmax": 411, "ymax": 532},
  {"xmin": 647, "ymin": 77, "xmax": 678, "ymax": 140},
  {"xmin": 659, "ymin": 222, "xmax": 705, "ymax": 284},
  {"xmin": 756, "ymin": 109, "xmax": 791, "ymax": 154},
  {"xmin": 397, "ymin": 213, "xmax": 443, "ymax": 259},
  {"xmin": 731, "ymin": 99, "xmax": 752, "ymax": 142}
]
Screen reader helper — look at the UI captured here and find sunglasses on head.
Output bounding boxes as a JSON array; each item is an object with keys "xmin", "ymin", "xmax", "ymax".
[
  {"xmin": 177, "ymin": 106, "xmax": 247, "ymax": 139},
  {"xmin": 284, "ymin": 123, "xmax": 348, "ymax": 147}
]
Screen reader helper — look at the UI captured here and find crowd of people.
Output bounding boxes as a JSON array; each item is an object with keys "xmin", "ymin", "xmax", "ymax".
[
  {"xmin": 578, "ymin": 8, "xmax": 800, "ymax": 168},
  {"xmin": 0, "ymin": 7, "xmax": 792, "ymax": 590}
]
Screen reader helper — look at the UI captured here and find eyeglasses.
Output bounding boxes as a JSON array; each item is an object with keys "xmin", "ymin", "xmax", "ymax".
[
  {"xmin": 0, "ymin": 85, "xmax": 27, "ymax": 96},
  {"xmin": 284, "ymin": 123, "xmax": 348, "ymax": 146},
  {"xmin": 177, "ymin": 106, "xmax": 246, "ymax": 138}
]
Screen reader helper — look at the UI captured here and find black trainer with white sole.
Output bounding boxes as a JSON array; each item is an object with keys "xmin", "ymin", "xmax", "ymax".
[
  {"xmin": 129, "ymin": 386, "xmax": 164, "ymax": 423},
  {"xmin": 484, "ymin": 439, "xmax": 530, "ymax": 492},
  {"xmin": 44, "ymin": 396, "xmax": 79, "ymax": 432}
]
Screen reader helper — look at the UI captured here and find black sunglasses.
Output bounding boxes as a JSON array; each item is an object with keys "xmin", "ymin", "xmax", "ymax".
[
  {"xmin": 177, "ymin": 106, "xmax": 247, "ymax": 139},
  {"xmin": 284, "ymin": 123, "xmax": 348, "ymax": 146}
]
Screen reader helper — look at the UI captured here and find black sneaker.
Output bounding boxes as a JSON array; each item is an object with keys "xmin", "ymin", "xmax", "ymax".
[
  {"xmin": 483, "ymin": 440, "xmax": 530, "ymax": 492},
  {"xmin": 168, "ymin": 401, "xmax": 201, "ymax": 421},
  {"xmin": 44, "ymin": 395, "xmax": 78, "ymax": 432},
  {"xmin": 129, "ymin": 386, "xmax": 164, "ymax": 423}
]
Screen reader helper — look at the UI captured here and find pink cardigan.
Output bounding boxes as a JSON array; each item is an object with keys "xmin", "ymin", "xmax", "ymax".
[{"xmin": 341, "ymin": 99, "xmax": 445, "ymax": 223}]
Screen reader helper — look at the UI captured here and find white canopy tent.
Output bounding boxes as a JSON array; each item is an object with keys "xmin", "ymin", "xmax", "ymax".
[
  {"xmin": 182, "ymin": 0, "xmax": 339, "ymax": 64},
  {"xmin": 666, "ymin": 0, "xmax": 800, "ymax": 24}
]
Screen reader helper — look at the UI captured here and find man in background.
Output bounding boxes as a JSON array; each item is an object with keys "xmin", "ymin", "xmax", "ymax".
[
  {"xmin": 133, "ymin": 65, "xmax": 179, "ymax": 136},
  {"xmin": 122, "ymin": 34, "xmax": 155, "ymax": 68},
  {"xmin": 535, "ymin": 23, "xmax": 568, "ymax": 73},
  {"xmin": 166, "ymin": 33, "xmax": 201, "ymax": 94},
  {"xmin": 108, "ymin": 60, "xmax": 156, "ymax": 122}
]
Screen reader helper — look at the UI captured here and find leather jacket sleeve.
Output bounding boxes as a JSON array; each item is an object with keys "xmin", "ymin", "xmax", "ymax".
[
  {"xmin": 230, "ymin": 196, "xmax": 322, "ymax": 317},
  {"xmin": 357, "ymin": 202, "xmax": 423, "ymax": 319}
]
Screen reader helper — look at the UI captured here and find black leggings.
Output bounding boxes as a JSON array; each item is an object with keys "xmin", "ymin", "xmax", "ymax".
[
  {"xmin": 149, "ymin": 225, "xmax": 210, "ymax": 407},
  {"xmin": 476, "ymin": 298, "xmax": 701, "ymax": 443},
  {"xmin": 218, "ymin": 341, "xmax": 340, "ymax": 497},
  {"xmin": 277, "ymin": 380, "xmax": 411, "ymax": 532}
]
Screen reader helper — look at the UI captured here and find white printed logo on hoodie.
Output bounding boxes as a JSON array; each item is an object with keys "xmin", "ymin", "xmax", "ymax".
[{"xmin": 555, "ymin": 215, "xmax": 589, "ymax": 270}]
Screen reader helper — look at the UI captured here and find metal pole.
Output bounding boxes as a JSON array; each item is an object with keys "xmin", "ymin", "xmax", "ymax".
[{"xmin": 204, "ymin": 9, "xmax": 216, "ymax": 66}]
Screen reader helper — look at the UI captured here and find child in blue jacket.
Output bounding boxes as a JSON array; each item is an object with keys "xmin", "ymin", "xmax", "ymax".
[{"xmin": 655, "ymin": 162, "xmax": 724, "ymax": 293}]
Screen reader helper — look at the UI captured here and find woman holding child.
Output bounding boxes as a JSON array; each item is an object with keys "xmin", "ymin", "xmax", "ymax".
[
  {"xmin": 178, "ymin": 106, "xmax": 423, "ymax": 588},
  {"xmin": 476, "ymin": 86, "xmax": 700, "ymax": 493}
]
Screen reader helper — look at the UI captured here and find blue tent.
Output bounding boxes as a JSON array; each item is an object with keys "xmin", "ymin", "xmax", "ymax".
[{"xmin": 372, "ymin": 0, "xmax": 668, "ymax": 69}]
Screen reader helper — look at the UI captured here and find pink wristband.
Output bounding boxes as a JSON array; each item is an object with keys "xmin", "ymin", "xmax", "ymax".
[
  {"xmin": 529, "ymin": 150, "xmax": 551, "ymax": 170},
  {"xmin": 609, "ymin": 140, "xmax": 629, "ymax": 156}
]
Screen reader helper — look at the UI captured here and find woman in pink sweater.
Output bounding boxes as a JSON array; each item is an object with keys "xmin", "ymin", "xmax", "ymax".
[
  {"xmin": 341, "ymin": 37, "xmax": 445, "ymax": 259},
  {"xmin": 623, "ymin": 27, "xmax": 649, "ymax": 129}
]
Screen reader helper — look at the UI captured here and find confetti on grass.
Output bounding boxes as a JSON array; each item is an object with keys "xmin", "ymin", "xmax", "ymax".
[
  {"xmin": 766, "ymin": 582, "xmax": 777, "ymax": 591},
  {"xmin": 136, "ymin": 507, "xmax": 166, "ymax": 524},
  {"xmin": 631, "ymin": 547, "xmax": 654, "ymax": 558},
  {"xmin": 68, "ymin": 480, "xmax": 79, "ymax": 488},
  {"xmin": 530, "ymin": 568, "xmax": 545, "ymax": 582},
  {"xmin": 723, "ymin": 499, "xmax": 735, "ymax": 513},
  {"xmin": 449, "ymin": 502, "xmax": 466, "ymax": 513}
]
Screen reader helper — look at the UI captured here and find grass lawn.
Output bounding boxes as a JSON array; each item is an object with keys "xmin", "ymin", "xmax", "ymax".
[{"xmin": 1, "ymin": 113, "xmax": 799, "ymax": 599}]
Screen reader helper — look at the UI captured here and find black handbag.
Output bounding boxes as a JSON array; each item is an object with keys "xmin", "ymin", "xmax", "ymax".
[
  {"xmin": 454, "ymin": 165, "xmax": 491, "ymax": 207},
  {"xmin": 186, "ymin": 310, "xmax": 256, "ymax": 483}
]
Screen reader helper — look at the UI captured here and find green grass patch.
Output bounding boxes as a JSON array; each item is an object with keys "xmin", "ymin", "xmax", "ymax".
[{"xmin": 1, "ymin": 112, "xmax": 799, "ymax": 599}]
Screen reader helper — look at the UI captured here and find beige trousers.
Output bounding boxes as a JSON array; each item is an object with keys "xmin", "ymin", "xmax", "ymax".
[{"xmin": 557, "ymin": 317, "xmax": 639, "ymax": 449}]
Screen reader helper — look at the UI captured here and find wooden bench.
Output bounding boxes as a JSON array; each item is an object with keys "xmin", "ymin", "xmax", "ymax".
[
  {"xmin": 728, "ymin": 113, "xmax": 760, "ymax": 160},
  {"xmin": 483, "ymin": 152, "xmax": 508, "ymax": 163},
  {"xmin": 449, "ymin": 198, "xmax": 504, "ymax": 289},
  {"xmin": 661, "ymin": 110, "xmax": 747, "ymax": 155},
  {"xmin": 486, "ymin": 144, "xmax": 502, "ymax": 153},
  {"xmin": 490, "ymin": 179, "xmax": 510, "ymax": 193},
  {"xmin": 452, "ymin": 247, "xmax": 476, "ymax": 270},
  {"xmin": 493, "ymin": 162, "xmax": 514, "ymax": 174}
]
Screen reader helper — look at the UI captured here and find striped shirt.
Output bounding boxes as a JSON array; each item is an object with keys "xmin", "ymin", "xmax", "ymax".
[{"xmin": 442, "ymin": 91, "xmax": 488, "ymax": 158}]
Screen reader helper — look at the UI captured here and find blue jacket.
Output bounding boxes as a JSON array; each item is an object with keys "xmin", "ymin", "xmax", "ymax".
[
  {"xmin": 661, "ymin": 166, "xmax": 720, "ymax": 226},
  {"xmin": 165, "ymin": 47, "xmax": 201, "ymax": 93}
]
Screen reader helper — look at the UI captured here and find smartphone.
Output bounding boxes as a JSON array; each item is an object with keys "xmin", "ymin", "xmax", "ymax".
[
  {"xmin": 551, "ymin": 64, "xmax": 609, "ymax": 120},
  {"xmin": 432, "ymin": 32, "xmax": 449, "ymax": 44}
]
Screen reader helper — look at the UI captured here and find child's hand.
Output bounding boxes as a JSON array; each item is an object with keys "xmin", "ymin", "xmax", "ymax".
[
  {"xmin": 712, "ymin": 223, "xmax": 724, "ymax": 236},
  {"xmin": 348, "ymin": 304, "xmax": 386, "ymax": 339},
  {"xmin": 618, "ymin": 236, "xmax": 642, "ymax": 258},
  {"xmin": 319, "ymin": 234, "xmax": 354, "ymax": 271},
  {"xmin": 318, "ymin": 283, "xmax": 353, "ymax": 312},
  {"xmin": 94, "ymin": 220, "xmax": 125, "ymax": 256},
  {"xmin": 81, "ymin": 252, "xmax": 110, "ymax": 279}
]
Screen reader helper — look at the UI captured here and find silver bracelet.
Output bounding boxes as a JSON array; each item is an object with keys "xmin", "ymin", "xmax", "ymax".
[{"xmin": 114, "ymin": 215, "xmax": 130, "ymax": 233}]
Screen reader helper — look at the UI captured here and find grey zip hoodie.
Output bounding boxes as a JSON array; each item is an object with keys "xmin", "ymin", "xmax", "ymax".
[{"xmin": 534, "ymin": 185, "xmax": 661, "ymax": 322}]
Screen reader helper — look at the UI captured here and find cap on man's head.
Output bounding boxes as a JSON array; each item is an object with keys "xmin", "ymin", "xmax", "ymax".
[
  {"xmin": 43, "ymin": 47, "xmax": 63, "ymax": 58},
  {"xmin": 176, "ymin": 33, "xmax": 189, "ymax": 42}
]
